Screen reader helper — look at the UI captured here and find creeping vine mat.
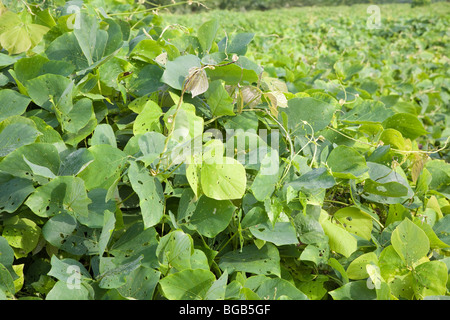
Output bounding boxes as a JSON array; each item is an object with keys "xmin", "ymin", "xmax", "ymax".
[{"xmin": 0, "ymin": 0, "xmax": 449, "ymax": 300}]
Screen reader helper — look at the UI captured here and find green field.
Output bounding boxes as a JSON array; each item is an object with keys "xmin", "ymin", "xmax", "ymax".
[{"xmin": 0, "ymin": 0, "xmax": 449, "ymax": 301}]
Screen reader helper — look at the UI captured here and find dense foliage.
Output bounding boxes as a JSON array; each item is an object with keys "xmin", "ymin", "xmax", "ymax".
[{"xmin": 0, "ymin": 1, "xmax": 449, "ymax": 300}]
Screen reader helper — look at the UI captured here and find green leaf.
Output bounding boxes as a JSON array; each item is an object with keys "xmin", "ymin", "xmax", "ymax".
[
  {"xmin": 156, "ymin": 230, "xmax": 194, "ymax": 272},
  {"xmin": 382, "ymin": 113, "xmax": 428, "ymax": 140},
  {"xmin": 0, "ymin": 176, "xmax": 35, "ymax": 213},
  {"xmin": 109, "ymin": 223, "xmax": 159, "ymax": 269},
  {"xmin": 25, "ymin": 176, "xmax": 91, "ymax": 218},
  {"xmin": 200, "ymin": 157, "xmax": 247, "ymax": 200},
  {"xmin": 0, "ymin": 90, "xmax": 31, "ymax": 122},
  {"xmin": 391, "ymin": 219, "xmax": 430, "ymax": 267},
  {"xmin": 0, "ymin": 116, "xmax": 42, "ymax": 157},
  {"xmin": 2, "ymin": 218, "xmax": 41, "ymax": 255},
  {"xmin": 286, "ymin": 167, "xmax": 336, "ymax": 192},
  {"xmin": 412, "ymin": 261, "xmax": 448, "ymax": 299},
  {"xmin": 346, "ymin": 252, "xmax": 378, "ymax": 280},
  {"xmin": 283, "ymin": 97, "xmax": 336, "ymax": 135},
  {"xmin": 45, "ymin": 281, "xmax": 95, "ymax": 300},
  {"xmin": 0, "ymin": 143, "xmax": 60, "ymax": 182},
  {"xmin": 254, "ymin": 277, "xmax": 308, "ymax": 300},
  {"xmin": 320, "ymin": 215, "xmax": 357, "ymax": 258},
  {"xmin": 249, "ymin": 222, "xmax": 299, "ymax": 246},
  {"xmin": 48, "ymin": 255, "xmax": 91, "ymax": 284},
  {"xmin": 218, "ymin": 243, "xmax": 281, "ymax": 277},
  {"xmin": 117, "ymin": 267, "xmax": 160, "ymax": 300},
  {"xmin": 159, "ymin": 269, "xmax": 216, "ymax": 300},
  {"xmin": 90, "ymin": 124, "xmax": 117, "ymax": 147},
  {"xmin": 329, "ymin": 280, "xmax": 376, "ymax": 300},
  {"xmin": 0, "ymin": 263, "xmax": 15, "ymax": 298},
  {"xmin": 363, "ymin": 179, "xmax": 408, "ymax": 198},
  {"xmin": 132, "ymin": 101, "xmax": 163, "ymax": 135},
  {"xmin": 334, "ymin": 207, "xmax": 373, "ymax": 240},
  {"xmin": 160, "ymin": 54, "xmax": 201, "ymax": 90},
  {"xmin": 204, "ymin": 80, "xmax": 235, "ymax": 117},
  {"xmin": 127, "ymin": 161, "xmax": 165, "ymax": 229},
  {"xmin": 77, "ymin": 144, "xmax": 126, "ymax": 191},
  {"xmin": 42, "ymin": 213, "xmax": 99, "ymax": 255},
  {"xmin": 0, "ymin": 237, "xmax": 14, "ymax": 270},
  {"xmin": 327, "ymin": 145, "xmax": 368, "ymax": 179},
  {"xmin": 189, "ymin": 195, "xmax": 236, "ymax": 238},
  {"xmin": 98, "ymin": 255, "xmax": 143, "ymax": 289},
  {"xmin": 198, "ymin": 19, "xmax": 219, "ymax": 53}
]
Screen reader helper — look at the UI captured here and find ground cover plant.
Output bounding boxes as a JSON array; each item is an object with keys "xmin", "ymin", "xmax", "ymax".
[{"xmin": 0, "ymin": 0, "xmax": 449, "ymax": 300}]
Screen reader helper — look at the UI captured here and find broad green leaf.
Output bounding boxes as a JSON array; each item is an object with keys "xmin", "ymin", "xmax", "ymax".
[
  {"xmin": 58, "ymin": 148, "xmax": 94, "ymax": 176},
  {"xmin": 48, "ymin": 256, "xmax": 91, "ymax": 284},
  {"xmin": 129, "ymin": 39, "xmax": 163, "ymax": 63},
  {"xmin": 0, "ymin": 11, "xmax": 49, "ymax": 54},
  {"xmin": 329, "ymin": 280, "xmax": 376, "ymax": 300},
  {"xmin": 283, "ymin": 97, "xmax": 336, "ymax": 135},
  {"xmin": 327, "ymin": 145, "xmax": 368, "ymax": 179},
  {"xmin": 90, "ymin": 124, "xmax": 117, "ymax": 147},
  {"xmin": 133, "ymin": 102, "xmax": 163, "ymax": 135},
  {"xmin": 127, "ymin": 161, "xmax": 165, "ymax": 229},
  {"xmin": 200, "ymin": 157, "xmax": 247, "ymax": 200},
  {"xmin": 341, "ymin": 99, "xmax": 394, "ymax": 124},
  {"xmin": 218, "ymin": 243, "xmax": 281, "ymax": 277},
  {"xmin": 205, "ymin": 270, "xmax": 228, "ymax": 300},
  {"xmin": 0, "ymin": 176, "xmax": 34, "ymax": 213},
  {"xmin": 334, "ymin": 207, "xmax": 373, "ymax": 240},
  {"xmin": 379, "ymin": 128, "xmax": 406, "ymax": 151},
  {"xmin": 433, "ymin": 215, "xmax": 450, "ymax": 246},
  {"xmin": 25, "ymin": 176, "xmax": 91, "ymax": 218},
  {"xmin": 0, "ymin": 89, "xmax": 31, "ymax": 122},
  {"xmin": 25, "ymin": 74, "xmax": 73, "ymax": 114},
  {"xmin": 198, "ymin": 19, "xmax": 219, "ymax": 53},
  {"xmin": 0, "ymin": 237, "xmax": 14, "ymax": 269},
  {"xmin": 2, "ymin": 218, "xmax": 41, "ymax": 256},
  {"xmin": 205, "ymin": 63, "xmax": 259, "ymax": 85},
  {"xmin": 378, "ymin": 245, "xmax": 408, "ymax": 282},
  {"xmin": 98, "ymin": 210, "xmax": 116, "ymax": 256},
  {"xmin": 391, "ymin": 219, "xmax": 430, "ymax": 267},
  {"xmin": 160, "ymin": 54, "xmax": 201, "ymax": 90},
  {"xmin": 46, "ymin": 281, "xmax": 95, "ymax": 300},
  {"xmin": 249, "ymin": 222, "xmax": 299, "ymax": 246},
  {"xmin": 0, "ymin": 143, "xmax": 60, "ymax": 182},
  {"xmin": 363, "ymin": 179, "xmax": 408, "ymax": 198},
  {"xmin": 413, "ymin": 219, "xmax": 449, "ymax": 249},
  {"xmin": 382, "ymin": 113, "xmax": 428, "ymax": 140},
  {"xmin": 156, "ymin": 230, "xmax": 194, "ymax": 272},
  {"xmin": 77, "ymin": 144, "xmax": 126, "ymax": 191},
  {"xmin": 42, "ymin": 213, "xmax": 99, "ymax": 255},
  {"xmin": 250, "ymin": 151, "xmax": 280, "ymax": 201},
  {"xmin": 189, "ymin": 195, "xmax": 236, "ymax": 238},
  {"xmin": 286, "ymin": 167, "xmax": 336, "ymax": 192},
  {"xmin": 346, "ymin": 252, "xmax": 378, "ymax": 280},
  {"xmin": 320, "ymin": 216, "xmax": 357, "ymax": 258},
  {"xmin": 136, "ymin": 131, "xmax": 166, "ymax": 167},
  {"xmin": 425, "ymin": 160, "xmax": 450, "ymax": 198},
  {"xmin": 220, "ymin": 32, "xmax": 254, "ymax": 56},
  {"xmin": 413, "ymin": 261, "xmax": 448, "ymax": 299},
  {"xmin": 98, "ymin": 255, "xmax": 143, "ymax": 289},
  {"xmin": 109, "ymin": 223, "xmax": 159, "ymax": 269},
  {"xmin": 159, "ymin": 269, "xmax": 216, "ymax": 300},
  {"xmin": 255, "ymin": 278, "xmax": 308, "ymax": 300},
  {"xmin": 298, "ymin": 275, "xmax": 328, "ymax": 300},
  {"xmin": 0, "ymin": 263, "xmax": 15, "ymax": 298},
  {"xmin": 362, "ymin": 162, "xmax": 414, "ymax": 204},
  {"xmin": 117, "ymin": 267, "xmax": 160, "ymax": 300},
  {"xmin": 204, "ymin": 80, "xmax": 235, "ymax": 117},
  {"xmin": 0, "ymin": 116, "xmax": 42, "ymax": 157}
]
